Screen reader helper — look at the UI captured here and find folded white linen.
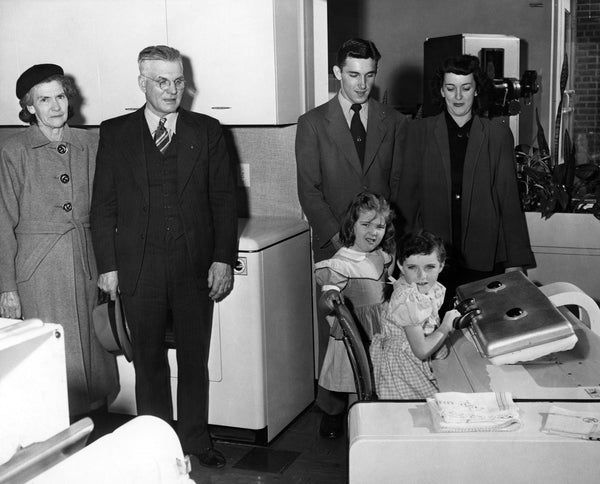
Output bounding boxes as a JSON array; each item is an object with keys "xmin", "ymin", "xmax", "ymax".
[{"xmin": 427, "ymin": 392, "xmax": 522, "ymax": 432}]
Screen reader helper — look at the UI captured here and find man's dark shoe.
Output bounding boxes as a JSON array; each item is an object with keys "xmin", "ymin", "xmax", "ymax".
[
  {"xmin": 194, "ymin": 447, "xmax": 226, "ymax": 469},
  {"xmin": 319, "ymin": 412, "xmax": 344, "ymax": 439}
]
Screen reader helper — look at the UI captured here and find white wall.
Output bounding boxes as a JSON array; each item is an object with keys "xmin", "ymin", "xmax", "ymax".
[{"xmin": 329, "ymin": 0, "xmax": 555, "ymax": 143}]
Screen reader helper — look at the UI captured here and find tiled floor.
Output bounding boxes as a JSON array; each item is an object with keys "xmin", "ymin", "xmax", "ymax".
[{"xmin": 87, "ymin": 404, "xmax": 348, "ymax": 483}]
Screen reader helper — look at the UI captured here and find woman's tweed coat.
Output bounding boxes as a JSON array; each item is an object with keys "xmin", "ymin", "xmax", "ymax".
[{"xmin": 0, "ymin": 125, "xmax": 118, "ymax": 415}]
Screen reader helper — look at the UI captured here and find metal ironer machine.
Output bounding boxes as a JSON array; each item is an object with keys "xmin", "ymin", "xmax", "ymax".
[{"xmin": 454, "ymin": 271, "xmax": 600, "ymax": 365}]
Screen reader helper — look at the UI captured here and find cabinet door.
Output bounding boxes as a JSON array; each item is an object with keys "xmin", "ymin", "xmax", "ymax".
[
  {"xmin": 0, "ymin": 0, "xmax": 166, "ymax": 125},
  {"xmin": 93, "ymin": 0, "xmax": 168, "ymax": 121},
  {"xmin": 166, "ymin": 0, "xmax": 304, "ymax": 124}
]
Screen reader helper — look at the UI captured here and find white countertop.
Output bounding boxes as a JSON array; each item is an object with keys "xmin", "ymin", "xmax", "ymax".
[{"xmin": 237, "ymin": 217, "xmax": 308, "ymax": 252}]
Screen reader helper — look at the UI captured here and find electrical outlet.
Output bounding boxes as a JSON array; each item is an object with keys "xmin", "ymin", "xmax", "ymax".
[{"xmin": 238, "ymin": 163, "xmax": 250, "ymax": 187}]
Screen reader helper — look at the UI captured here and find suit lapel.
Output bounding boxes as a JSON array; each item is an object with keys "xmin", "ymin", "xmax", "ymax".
[
  {"xmin": 363, "ymin": 100, "xmax": 386, "ymax": 173},
  {"xmin": 324, "ymin": 98, "xmax": 363, "ymax": 176},
  {"xmin": 175, "ymin": 110, "xmax": 200, "ymax": 197},
  {"xmin": 434, "ymin": 114, "xmax": 452, "ymax": 209},
  {"xmin": 123, "ymin": 109, "xmax": 150, "ymax": 203},
  {"xmin": 461, "ymin": 115, "xmax": 486, "ymax": 244}
]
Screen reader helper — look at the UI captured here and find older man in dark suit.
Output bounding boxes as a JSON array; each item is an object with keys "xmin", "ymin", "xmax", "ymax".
[
  {"xmin": 295, "ymin": 38, "xmax": 408, "ymax": 438},
  {"xmin": 91, "ymin": 45, "xmax": 237, "ymax": 469}
]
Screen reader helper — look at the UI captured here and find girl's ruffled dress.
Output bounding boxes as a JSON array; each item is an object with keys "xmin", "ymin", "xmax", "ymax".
[
  {"xmin": 315, "ymin": 247, "xmax": 391, "ymax": 393},
  {"xmin": 371, "ymin": 275, "xmax": 445, "ymax": 399}
]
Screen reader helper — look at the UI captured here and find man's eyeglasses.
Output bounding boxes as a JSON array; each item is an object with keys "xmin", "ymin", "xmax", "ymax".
[{"xmin": 140, "ymin": 75, "xmax": 186, "ymax": 91}]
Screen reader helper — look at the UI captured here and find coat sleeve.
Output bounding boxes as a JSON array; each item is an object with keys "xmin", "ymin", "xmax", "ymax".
[
  {"xmin": 90, "ymin": 121, "xmax": 119, "ymax": 274},
  {"xmin": 206, "ymin": 117, "xmax": 238, "ymax": 266},
  {"xmin": 0, "ymin": 143, "xmax": 22, "ymax": 292},
  {"xmin": 389, "ymin": 113, "xmax": 412, "ymax": 230},
  {"xmin": 392, "ymin": 118, "xmax": 423, "ymax": 234},
  {"xmin": 295, "ymin": 113, "xmax": 340, "ymax": 249},
  {"xmin": 492, "ymin": 123, "xmax": 535, "ymax": 269}
]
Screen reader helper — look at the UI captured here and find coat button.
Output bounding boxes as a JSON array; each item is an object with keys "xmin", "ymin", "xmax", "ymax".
[
  {"xmin": 60, "ymin": 173, "xmax": 70, "ymax": 184},
  {"xmin": 57, "ymin": 144, "xmax": 68, "ymax": 155},
  {"xmin": 62, "ymin": 202, "xmax": 72, "ymax": 212}
]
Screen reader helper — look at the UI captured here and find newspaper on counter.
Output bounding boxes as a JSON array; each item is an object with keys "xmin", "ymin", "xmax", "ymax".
[{"xmin": 427, "ymin": 392, "xmax": 522, "ymax": 432}]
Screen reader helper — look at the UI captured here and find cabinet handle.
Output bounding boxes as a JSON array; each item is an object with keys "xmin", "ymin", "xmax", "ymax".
[
  {"xmin": 211, "ymin": 107, "xmax": 232, "ymax": 110},
  {"xmin": 562, "ymin": 89, "xmax": 575, "ymax": 114}
]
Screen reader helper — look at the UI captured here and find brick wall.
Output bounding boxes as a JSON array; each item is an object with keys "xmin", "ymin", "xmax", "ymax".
[{"xmin": 574, "ymin": 0, "xmax": 600, "ymax": 163}]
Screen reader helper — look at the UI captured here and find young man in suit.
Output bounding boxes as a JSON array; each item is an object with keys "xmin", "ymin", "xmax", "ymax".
[
  {"xmin": 295, "ymin": 38, "xmax": 408, "ymax": 438},
  {"xmin": 91, "ymin": 45, "xmax": 237, "ymax": 469}
]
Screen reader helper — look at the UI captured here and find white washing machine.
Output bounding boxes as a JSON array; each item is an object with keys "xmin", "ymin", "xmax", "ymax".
[{"xmin": 109, "ymin": 217, "xmax": 315, "ymax": 444}]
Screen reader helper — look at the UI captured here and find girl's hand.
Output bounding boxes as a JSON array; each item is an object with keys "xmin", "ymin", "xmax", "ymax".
[
  {"xmin": 321, "ymin": 289, "xmax": 343, "ymax": 311},
  {"xmin": 405, "ymin": 309, "xmax": 462, "ymax": 361},
  {"xmin": 441, "ymin": 309, "xmax": 461, "ymax": 334}
]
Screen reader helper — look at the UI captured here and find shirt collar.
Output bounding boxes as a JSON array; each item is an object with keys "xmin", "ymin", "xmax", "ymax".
[
  {"xmin": 144, "ymin": 107, "xmax": 179, "ymax": 135},
  {"xmin": 445, "ymin": 109, "xmax": 472, "ymax": 135},
  {"xmin": 26, "ymin": 124, "xmax": 84, "ymax": 150},
  {"xmin": 337, "ymin": 246, "xmax": 368, "ymax": 261},
  {"xmin": 337, "ymin": 92, "xmax": 368, "ymax": 125}
]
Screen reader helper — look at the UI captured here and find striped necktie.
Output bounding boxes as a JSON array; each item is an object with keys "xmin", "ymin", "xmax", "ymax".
[{"xmin": 154, "ymin": 117, "xmax": 170, "ymax": 154}]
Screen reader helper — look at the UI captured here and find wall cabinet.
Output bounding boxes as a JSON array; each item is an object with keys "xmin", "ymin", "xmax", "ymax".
[
  {"xmin": 0, "ymin": 0, "xmax": 165, "ymax": 125},
  {"xmin": 168, "ymin": 0, "xmax": 305, "ymax": 125},
  {"xmin": 0, "ymin": 0, "xmax": 311, "ymax": 125}
]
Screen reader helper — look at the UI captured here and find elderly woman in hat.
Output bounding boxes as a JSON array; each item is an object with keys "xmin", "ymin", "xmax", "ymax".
[{"xmin": 0, "ymin": 64, "xmax": 118, "ymax": 416}]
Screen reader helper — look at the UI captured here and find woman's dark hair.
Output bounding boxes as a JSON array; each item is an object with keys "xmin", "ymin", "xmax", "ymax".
[
  {"xmin": 18, "ymin": 75, "xmax": 76, "ymax": 124},
  {"xmin": 397, "ymin": 229, "xmax": 446, "ymax": 265},
  {"xmin": 339, "ymin": 191, "xmax": 395, "ymax": 255},
  {"xmin": 430, "ymin": 54, "xmax": 493, "ymax": 116}
]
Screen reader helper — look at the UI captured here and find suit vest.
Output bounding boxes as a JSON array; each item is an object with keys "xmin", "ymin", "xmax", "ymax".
[{"xmin": 144, "ymin": 130, "xmax": 184, "ymax": 247}]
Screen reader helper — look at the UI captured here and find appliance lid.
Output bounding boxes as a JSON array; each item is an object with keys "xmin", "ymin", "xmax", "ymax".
[
  {"xmin": 456, "ymin": 271, "xmax": 576, "ymax": 358},
  {"xmin": 237, "ymin": 217, "xmax": 309, "ymax": 252}
]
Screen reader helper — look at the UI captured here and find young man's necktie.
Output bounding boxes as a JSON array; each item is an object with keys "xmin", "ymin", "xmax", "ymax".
[{"xmin": 350, "ymin": 104, "xmax": 366, "ymax": 165}]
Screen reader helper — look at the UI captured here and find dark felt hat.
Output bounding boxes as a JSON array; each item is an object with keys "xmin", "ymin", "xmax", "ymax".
[
  {"xmin": 16, "ymin": 63, "xmax": 64, "ymax": 99},
  {"xmin": 92, "ymin": 293, "xmax": 133, "ymax": 362}
]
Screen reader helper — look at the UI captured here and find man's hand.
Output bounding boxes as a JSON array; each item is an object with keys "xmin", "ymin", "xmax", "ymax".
[
  {"xmin": 0, "ymin": 291, "xmax": 22, "ymax": 319},
  {"xmin": 208, "ymin": 262, "xmax": 233, "ymax": 302},
  {"xmin": 98, "ymin": 271, "xmax": 119, "ymax": 300}
]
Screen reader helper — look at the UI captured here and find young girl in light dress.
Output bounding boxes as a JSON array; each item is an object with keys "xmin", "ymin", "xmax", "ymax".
[
  {"xmin": 371, "ymin": 230, "xmax": 461, "ymax": 399},
  {"xmin": 315, "ymin": 191, "xmax": 395, "ymax": 403}
]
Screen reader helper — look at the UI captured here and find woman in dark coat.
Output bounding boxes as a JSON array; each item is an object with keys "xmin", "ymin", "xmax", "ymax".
[
  {"xmin": 0, "ymin": 64, "xmax": 118, "ymax": 416},
  {"xmin": 394, "ymin": 55, "xmax": 534, "ymax": 303}
]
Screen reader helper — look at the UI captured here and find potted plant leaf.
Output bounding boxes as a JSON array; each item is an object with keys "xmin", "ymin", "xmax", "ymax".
[
  {"xmin": 516, "ymin": 109, "xmax": 600, "ymax": 220},
  {"xmin": 515, "ymin": 108, "xmax": 600, "ymax": 306}
]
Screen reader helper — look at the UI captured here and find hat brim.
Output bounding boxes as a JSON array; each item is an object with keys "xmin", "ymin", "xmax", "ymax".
[{"xmin": 92, "ymin": 294, "xmax": 133, "ymax": 362}]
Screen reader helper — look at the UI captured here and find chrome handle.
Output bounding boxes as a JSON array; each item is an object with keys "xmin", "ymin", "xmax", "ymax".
[{"xmin": 562, "ymin": 89, "xmax": 575, "ymax": 114}]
